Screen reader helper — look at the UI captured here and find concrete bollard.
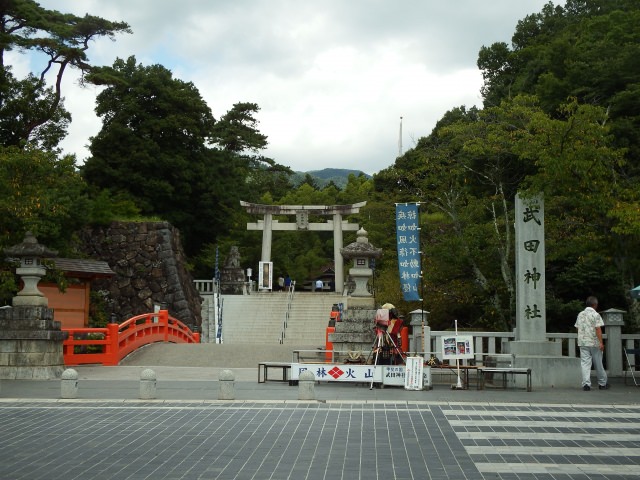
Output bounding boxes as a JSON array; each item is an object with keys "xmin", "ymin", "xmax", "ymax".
[
  {"xmin": 61, "ymin": 368, "xmax": 78, "ymax": 399},
  {"xmin": 139, "ymin": 369, "xmax": 157, "ymax": 400},
  {"xmin": 298, "ymin": 370, "xmax": 316, "ymax": 400},
  {"xmin": 218, "ymin": 369, "xmax": 235, "ymax": 400}
]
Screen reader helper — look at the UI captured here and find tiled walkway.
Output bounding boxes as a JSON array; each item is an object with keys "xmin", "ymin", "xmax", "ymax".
[
  {"xmin": 444, "ymin": 403, "xmax": 640, "ymax": 479},
  {"xmin": 0, "ymin": 401, "xmax": 638, "ymax": 480}
]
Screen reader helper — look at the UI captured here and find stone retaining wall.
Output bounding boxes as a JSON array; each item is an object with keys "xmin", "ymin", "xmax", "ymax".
[{"xmin": 77, "ymin": 221, "xmax": 202, "ymax": 329}]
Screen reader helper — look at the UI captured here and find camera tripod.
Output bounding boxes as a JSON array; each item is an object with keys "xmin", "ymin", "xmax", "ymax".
[{"xmin": 367, "ymin": 325, "xmax": 406, "ymax": 390}]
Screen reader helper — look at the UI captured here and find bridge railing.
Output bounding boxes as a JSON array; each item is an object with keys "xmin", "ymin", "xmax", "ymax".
[{"xmin": 63, "ymin": 309, "xmax": 200, "ymax": 366}]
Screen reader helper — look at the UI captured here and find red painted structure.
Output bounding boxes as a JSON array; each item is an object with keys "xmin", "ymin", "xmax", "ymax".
[{"xmin": 63, "ymin": 310, "xmax": 200, "ymax": 366}]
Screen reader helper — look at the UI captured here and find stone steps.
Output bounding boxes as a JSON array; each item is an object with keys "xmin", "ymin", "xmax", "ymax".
[{"xmin": 209, "ymin": 292, "xmax": 344, "ymax": 345}]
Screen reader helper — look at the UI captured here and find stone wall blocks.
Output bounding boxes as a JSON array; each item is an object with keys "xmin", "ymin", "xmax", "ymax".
[
  {"xmin": 137, "ymin": 288, "xmax": 152, "ymax": 299},
  {"xmin": 76, "ymin": 221, "xmax": 202, "ymax": 328}
]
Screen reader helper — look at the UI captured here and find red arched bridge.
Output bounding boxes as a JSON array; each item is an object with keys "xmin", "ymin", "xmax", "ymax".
[{"xmin": 63, "ymin": 310, "xmax": 200, "ymax": 366}]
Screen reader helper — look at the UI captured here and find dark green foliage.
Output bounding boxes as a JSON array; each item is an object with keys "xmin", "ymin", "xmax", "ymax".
[
  {"xmin": 82, "ymin": 57, "xmax": 238, "ymax": 255},
  {"xmin": 0, "ymin": 0, "xmax": 131, "ymax": 149}
]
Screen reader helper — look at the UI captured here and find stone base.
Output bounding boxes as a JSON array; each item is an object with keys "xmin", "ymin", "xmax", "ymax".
[
  {"xmin": 505, "ymin": 340, "xmax": 561, "ymax": 357},
  {"xmin": 0, "ymin": 306, "xmax": 65, "ymax": 380},
  {"xmin": 345, "ymin": 297, "xmax": 375, "ymax": 309},
  {"xmin": 329, "ymin": 307, "xmax": 376, "ymax": 355},
  {"xmin": 512, "ymin": 355, "xmax": 581, "ymax": 389},
  {"xmin": 0, "ymin": 365, "xmax": 65, "ymax": 380}
]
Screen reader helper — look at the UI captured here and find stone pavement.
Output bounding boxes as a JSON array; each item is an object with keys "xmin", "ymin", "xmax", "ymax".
[{"xmin": 1, "ymin": 367, "xmax": 639, "ymax": 480}]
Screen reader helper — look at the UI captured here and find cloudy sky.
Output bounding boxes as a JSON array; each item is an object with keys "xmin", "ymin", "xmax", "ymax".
[{"xmin": 20, "ymin": 1, "xmax": 563, "ymax": 175}]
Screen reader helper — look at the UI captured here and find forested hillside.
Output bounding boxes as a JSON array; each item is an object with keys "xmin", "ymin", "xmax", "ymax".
[
  {"xmin": 290, "ymin": 169, "xmax": 371, "ymax": 189},
  {"xmin": 1, "ymin": 0, "xmax": 639, "ymax": 332}
]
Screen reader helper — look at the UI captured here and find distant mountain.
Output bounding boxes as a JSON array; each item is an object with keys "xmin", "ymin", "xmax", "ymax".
[{"xmin": 290, "ymin": 168, "xmax": 371, "ymax": 189}]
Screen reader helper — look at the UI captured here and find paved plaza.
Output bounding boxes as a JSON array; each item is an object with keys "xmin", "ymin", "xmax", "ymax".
[{"xmin": 1, "ymin": 367, "xmax": 639, "ymax": 480}]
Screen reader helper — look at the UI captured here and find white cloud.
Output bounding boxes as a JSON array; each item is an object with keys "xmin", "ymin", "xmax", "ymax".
[{"xmin": 30, "ymin": 0, "xmax": 563, "ymax": 175}]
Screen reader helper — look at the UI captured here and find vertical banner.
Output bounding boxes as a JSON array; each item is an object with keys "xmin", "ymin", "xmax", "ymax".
[{"xmin": 396, "ymin": 203, "xmax": 421, "ymax": 301}]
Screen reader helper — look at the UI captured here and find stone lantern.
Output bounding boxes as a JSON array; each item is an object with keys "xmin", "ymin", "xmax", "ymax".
[
  {"xmin": 601, "ymin": 308, "xmax": 626, "ymax": 376},
  {"xmin": 4, "ymin": 231, "xmax": 57, "ymax": 307},
  {"xmin": 409, "ymin": 309, "xmax": 430, "ymax": 354},
  {"xmin": 340, "ymin": 227, "xmax": 381, "ymax": 307},
  {"xmin": 1, "ymin": 232, "xmax": 64, "ymax": 379}
]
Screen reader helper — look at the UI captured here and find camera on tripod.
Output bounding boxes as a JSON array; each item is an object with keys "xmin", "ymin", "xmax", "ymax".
[{"xmin": 371, "ymin": 303, "xmax": 404, "ymax": 365}]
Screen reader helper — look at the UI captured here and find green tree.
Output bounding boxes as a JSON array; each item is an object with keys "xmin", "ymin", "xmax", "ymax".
[
  {"xmin": 478, "ymin": 0, "xmax": 640, "ymax": 166},
  {"xmin": 0, "ymin": 145, "xmax": 91, "ymax": 303},
  {"xmin": 0, "ymin": 0, "xmax": 131, "ymax": 148},
  {"xmin": 373, "ymin": 96, "xmax": 632, "ymax": 331},
  {"xmin": 0, "ymin": 146, "xmax": 89, "ymax": 249},
  {"xmin": 82, "ymin": 57, "xmax": 282, "ymax": 257}
]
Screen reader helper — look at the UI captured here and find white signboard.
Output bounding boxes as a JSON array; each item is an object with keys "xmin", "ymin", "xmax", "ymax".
[
  {"xmin": 258, "ymin": 261, "xmax": 273, "ymax": 290},
  {"xmin": 383, "ymin": 365, "xmax": 406, "ymax": 386},
  {"xmin": 404, "ymin": 357, "xmax": 424, "ymax": 390},
  {"xmin": 291, "ymin": 363, "xmax": 382, "ymax": 382},
  {"xmin": 291, "ymin": 363, "xmax": 432, "ymax": 388}
]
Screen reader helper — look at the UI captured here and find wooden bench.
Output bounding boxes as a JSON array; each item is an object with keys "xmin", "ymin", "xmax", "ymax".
[
  {"xmin": 258, "ymin": 362, "xmax": 292, "ymax": 384},
  {"xmin": 478, "ymin": 367, "xmax": 532, "ymax": 392}
]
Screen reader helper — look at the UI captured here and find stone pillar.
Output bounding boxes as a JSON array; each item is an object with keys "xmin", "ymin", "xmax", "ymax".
[
  {"xmin": 218, "ymin": 369, "xmax": 235, "ymax": 400},
  {"xmin": 333, "ymin": 213, "xmax": 344, "ymax": 294},
  {"xmin": 139, "ymin": 368, "xmax": 157, "ymax": 399},
  {"xmin": 507, "ymin": 194, "xmax": 579, "ymax": 387},
  {"xmin": 601, "ymin": 308, "xmax": 625, "ymax": 377},
  {"xmin": 61, "ymin": 368, "xmax": 78, "ymax": 399},
  {"xmin": 514, "ymin": 194, "xmax": 548, "ymax": 344},
  {"xmin": 298, "ymin": 369, "xmax": 316, "ymax": 400},
  {"xmin": 261, "ymin": 213, "xmax": 273, "ymax": 262}
]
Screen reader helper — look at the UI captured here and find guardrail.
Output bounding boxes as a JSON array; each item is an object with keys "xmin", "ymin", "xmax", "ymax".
[
  {"xmin": 279, "ymin": 280, "xmax": 296, "ymax": 344},
  {"xmin": 63, "ymin": 310, "xmax": 200, "ymax": 366}
]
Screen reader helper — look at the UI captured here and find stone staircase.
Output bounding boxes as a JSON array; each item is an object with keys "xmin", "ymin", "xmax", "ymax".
[{"xmin": 219, "ymin": 291, "xmax": 345, "ymax": 346}]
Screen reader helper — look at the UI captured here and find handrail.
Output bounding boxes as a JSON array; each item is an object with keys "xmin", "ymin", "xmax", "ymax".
[
  {"xmin": 63, "ymin": 309, "xmax": 200, "ymax": 366},
  {"xmin": 279, "ymin": 281, "xmax": 296, "ymax": 344}
]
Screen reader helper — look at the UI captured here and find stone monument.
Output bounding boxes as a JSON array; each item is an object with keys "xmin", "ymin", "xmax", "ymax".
[
  {"xmin": 329, "ymin": 228, "xmax": 382, "ymax": 355},
  {"xmin": 220, "ymin": 246, "xmax": 246, "ymax": 294},
  {"xmin": 0, "ymin": 232, "xmax": 65, "ymax": 379},
  {"xmin": 506, "ymin": 194, "xmax": 579, "ymax": 387}
]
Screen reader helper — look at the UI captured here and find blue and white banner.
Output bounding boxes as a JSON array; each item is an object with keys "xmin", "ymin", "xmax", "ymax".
[{"xmin": 396, "ymin": 203, "xmax": 421, "ymax": 301}]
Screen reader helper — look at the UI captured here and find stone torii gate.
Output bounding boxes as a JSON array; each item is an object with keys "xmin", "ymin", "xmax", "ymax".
[{"xmin": 240, "ymin": 201, "xmax": 366, "ymax": 294}]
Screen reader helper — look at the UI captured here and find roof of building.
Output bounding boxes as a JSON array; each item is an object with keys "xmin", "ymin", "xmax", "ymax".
[{"xmin": 47, "ymin": 258, "xmax": 115, "ymax": 279}]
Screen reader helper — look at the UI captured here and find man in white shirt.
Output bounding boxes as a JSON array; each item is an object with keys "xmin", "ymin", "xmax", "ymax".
[{"xmin": 575, "ymin": 296, "xmax": 609, "ymax": 391}]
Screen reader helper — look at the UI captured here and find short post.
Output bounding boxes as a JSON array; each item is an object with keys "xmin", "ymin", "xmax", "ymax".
[
  {"xmin": 139, "ymin": 369, "xmax": 157, "ymax": 399},
  {"xmin": 61, "ymin": 368, "xmax": 78, "ymax": 399},
  {"xmin": 218, "ymin": 369, "xmax": 235, "ymax": 400},
  {"xmin": 298, "ymin": 369, "xmax": 316, "ymax": 400}
]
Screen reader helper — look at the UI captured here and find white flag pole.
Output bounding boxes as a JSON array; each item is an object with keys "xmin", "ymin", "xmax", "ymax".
[{"xmin": 454, "ymin": 319, "xmax": 463, "ymax": 389}]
